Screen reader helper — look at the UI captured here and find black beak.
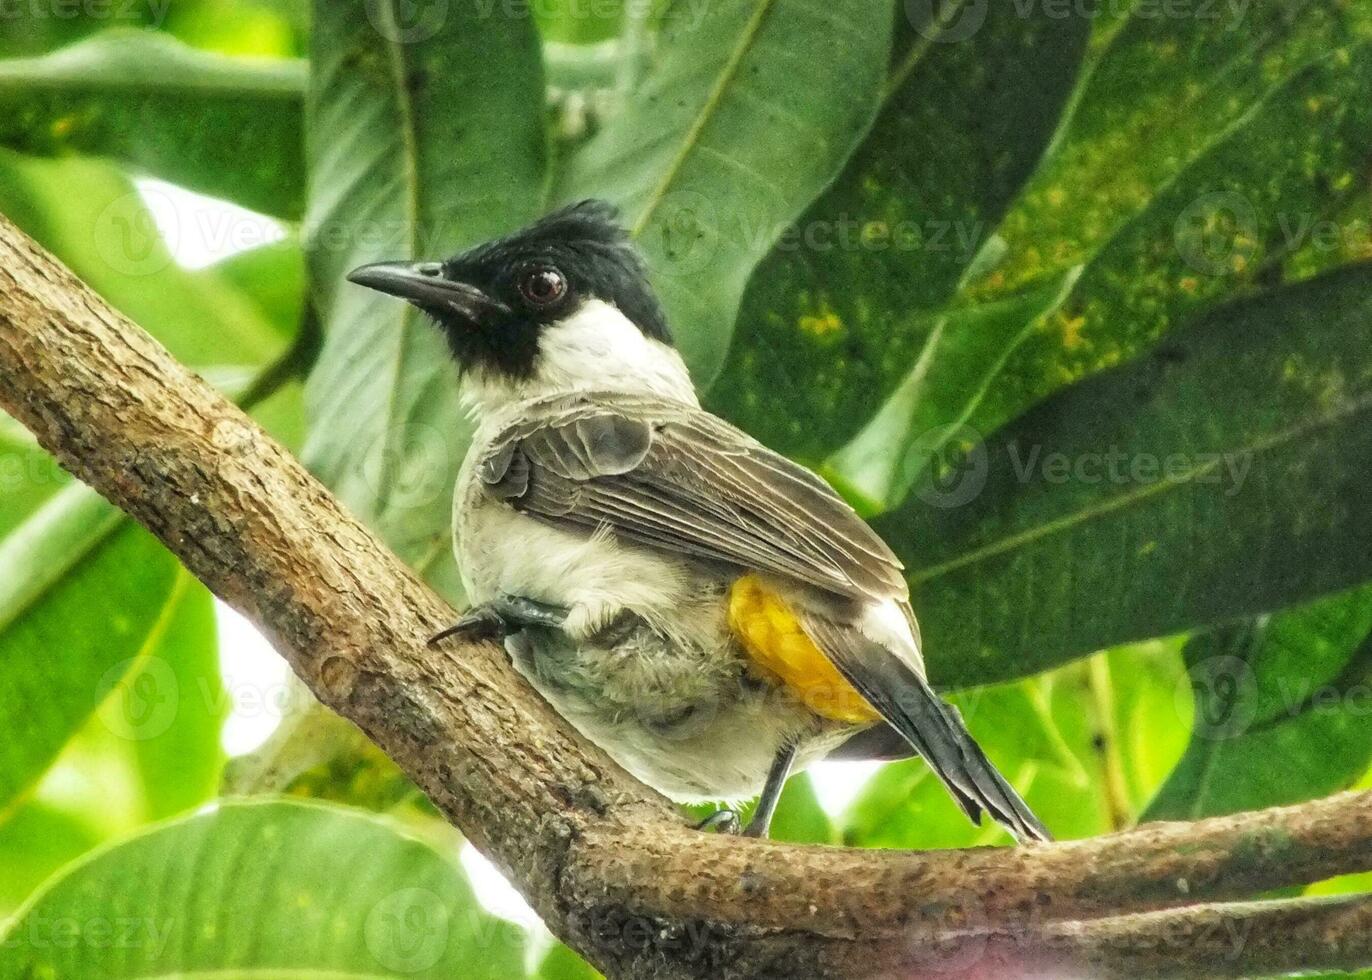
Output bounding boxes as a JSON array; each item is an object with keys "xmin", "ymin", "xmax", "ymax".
[{"xmin": 346, "ymin": 261, "xmax": 510, "ymax": 320}]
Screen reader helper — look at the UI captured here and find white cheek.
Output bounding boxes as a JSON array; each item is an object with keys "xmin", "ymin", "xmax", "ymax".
[{"xmin": 460, "ymin": 298, "xmax": 698, "ymax": 413}]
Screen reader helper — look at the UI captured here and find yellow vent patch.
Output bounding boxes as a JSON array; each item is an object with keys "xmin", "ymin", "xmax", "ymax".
[{"xmin": 727, "ymin": 575, "xmax": 880, "ymax": 724}]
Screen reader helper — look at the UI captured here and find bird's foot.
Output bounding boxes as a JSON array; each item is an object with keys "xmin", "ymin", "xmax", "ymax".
[
  {"xmin": 428, "ymin": 594, "xmax": 569, "ymax": 647},
  {"xmin": 694, "ymin": 809, "xmax": 742, "ymax": 835}
]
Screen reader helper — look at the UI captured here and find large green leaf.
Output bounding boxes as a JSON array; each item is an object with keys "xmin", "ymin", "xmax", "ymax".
[
  {"xmin": 971, "ymin": 16, "xmax": 1372, "ymax": 433},
  {"xmin": 0, "ymin": 505, "xmax": 183, "ymax": 818},
  {"xmin": 0, "ymin": 32, "xmax": 305, "ymax": 217},
  {"xmin": 826, "ymin": 267, "xmax": 1080, "ymax": 513},
  {"xmin": 708, "ymin": 1, "xmax": 1090, "ymax": 457},
  {"xmin": 1145, "ymin": 587, "xmax": 1372, "ymax": 821},
  {"xmin": 557, "ymin": 0, "xmax": 891, "ymax": 384},
  {"xmin": 0, "ymin": 802, "xmax": 101, "ymax": 916},
  {"xmin": 301, "ymin": 0, "xmax": 547, "ymax": 594},
  {"xmin": 876, "ymin": 262, "xmax": 1372, "ymax": 687},
  {"xmin": 0, "ymin": 151, "xmax": 289, "ymax": 367},
  {"xmin": 0, "ymin": 800, "xmax": 525, "ymax": 979},
  {"xmin": 125, "ymin": 582, "xmax": 227, "ymax": 821},
  {"xmin": 988, "ymin": 1, "xmax": 1372, "ymax": 297}
]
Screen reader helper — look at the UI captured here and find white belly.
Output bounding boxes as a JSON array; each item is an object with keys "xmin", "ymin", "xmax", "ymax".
[{"xmin": 453, "ymin": 479, "xmax": 847, "ymax": 802}]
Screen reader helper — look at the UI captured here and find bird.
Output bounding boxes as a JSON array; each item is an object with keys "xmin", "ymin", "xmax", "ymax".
[{"xmin": 346, "ymin": 199, "xmax": 1050, "ymax": 843}]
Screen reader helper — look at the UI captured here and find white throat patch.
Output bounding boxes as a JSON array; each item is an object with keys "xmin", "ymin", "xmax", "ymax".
[{"xmin": 461, "ymin": 298, "xmax": 698, "ymax": 416}]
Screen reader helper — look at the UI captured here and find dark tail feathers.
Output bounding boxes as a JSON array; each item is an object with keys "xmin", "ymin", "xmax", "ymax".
[{"xmin": 804, "ymin": 615, "xmax": 1051, "ymax": 843}]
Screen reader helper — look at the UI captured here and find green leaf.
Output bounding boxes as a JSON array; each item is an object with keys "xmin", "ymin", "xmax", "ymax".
[
  {"xmin": 213, "ymin": 233, "xmax": 307, "ymax": 340},
  {"xmin": 301, "ymin": 0, "xmax": 547, "ymax": 592},
  {"xmin": 972, "ymin": 23, "xmax": 1372, "ymax": 434},
  {"xmin": 0, "ymin": 803, "xmax": 100, "ymax": 915},
  {"xmin": 0, "ymin": 800, "xmax": 526, "ymax": 979},
  {"xmin": 539, "ymin": 940, "xmax": 601, "ymax": 980},
  {"xmin": 988, "ymin": 2, "xmax": 1372, "ymax": 296},
  {"xmin": 0, "ymin": 32, "xmax": 306, "ymax": 217},
  {"xmin": 0, "ymin": 151, "xmax": 289, "ymax": 368},
  {"xmin": 769, "ymin": 772, "xmax": 835, "ymax": 845},
  {"xmin": 708, "ymin": 2, "xmax": 1090, "ymax": 456},
  {"xmin": 0, "ymin": 504, "xmax": 184, "ymax": 818},
  {"xmin": 875, "ymin": 262, "xmax": 1372, "ymax": 687},
  {"xmin": 125, "ymin": 584, "xmax": 227, "ymax": 820},
  {"xmin": 1144, "ymin": 586, "xmax": 1372, "ymax": 821},
  {"xmin": 557, "ymin": 0, "xmax": 892, "ymax": 384},
  {"xmin": 825, "ymin": 267, "xmax": 1081, "ymax": 513},
  {"xmin": 535, "ymin": 0, "xmax": 624, "ymax": 44}
]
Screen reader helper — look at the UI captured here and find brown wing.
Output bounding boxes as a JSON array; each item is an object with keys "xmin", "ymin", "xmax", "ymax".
[{"xmin": 477, "ymin": 393, "xmax": 905, "ymax": 603}]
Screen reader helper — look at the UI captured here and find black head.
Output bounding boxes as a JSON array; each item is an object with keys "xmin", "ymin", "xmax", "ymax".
[{"xmin": 346, "ymin": 200, "xmax": 671, "ymax": 378}]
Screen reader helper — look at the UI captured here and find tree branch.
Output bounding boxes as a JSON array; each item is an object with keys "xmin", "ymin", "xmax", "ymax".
[{"xmin": 1, "ymin": 212, "xmax": 1370, "ymax": 978}]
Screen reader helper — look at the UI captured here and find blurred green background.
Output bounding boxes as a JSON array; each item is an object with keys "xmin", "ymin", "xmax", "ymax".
[{"xmin": 2, "ymin": 0, "xmax": 1372, "ymax": 976}]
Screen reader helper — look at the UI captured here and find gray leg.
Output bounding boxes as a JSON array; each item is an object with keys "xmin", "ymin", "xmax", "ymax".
[
  {"xmin": 428, "ymin": 594, "xmax": 568, "ymax": 647},
  {"xmin": 743, "ymin": 742, "xmax": 797, "ymax": 839}
]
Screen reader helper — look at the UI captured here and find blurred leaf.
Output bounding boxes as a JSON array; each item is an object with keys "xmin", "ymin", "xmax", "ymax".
[
  {"xmin": 539, "ymin": 940, "xmax": 601, "ymax": 980},
  {"xmin": 558, "ymin": 0, "xmax": 892, "ymax": 384},
  {"xmin": 769, "ymin": 772, "xmax": 835, "ymax": 845},
  {"xmin": 826, "ymin": 267, "xmax": 1081, "ymax": 513},
  {"xmin": 535, "ymin": 0, "xmax": 623, "ymax": 44},
  {"xmin": 0, "ymin": 32, "xmax": 305, "ymax": 217},
  {"xmin": 0, "ymin": 803, "xmax": 100, "ymax": 915},
  {"xmin": 162, "ymin": 0, "xmax": 305, "ymax": 57},
  {"xmin": 0, "ymin": 503, "xmax": 183, "ymax": 818},
  {"xmin": 301, "ymin": 0, "xmax": 547, "ymax": 598},
  {"xmin": 1145, "ymin": 586, "xmax": 1372, "ymax": 820},
  {"xmin": 0, "ymin": 151, "xmax": 289, "ymax": 367},
  {"xmin": 876, "ymin": 262, "xmax": 1372, "ymax": 687},
  {"xmin": 709, "ymin": 2, "xmax": 1090, "ymax": 456},
  {"xmin": 973, "ymin": 21, "xmax": 1372, "ymax": 434},
  {"xmin": 0, "ymin": 422, "xmax": 68, "ymax": 537},
  {"xmin": 213, "ymin": 233, "xmax": 306, "ymax": 339},
  {"xmin": 0, "ymin": 800, "xmax": 526, "ymax": 978},
  {"xmin": 126, "ymin": 584, "xmax": 227, "ymax": 820}
]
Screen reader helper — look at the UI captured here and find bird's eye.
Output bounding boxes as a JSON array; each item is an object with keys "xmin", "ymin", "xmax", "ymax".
[{"xmin": 519, "ymin": 267, "xmax": 567, "ymax": 307}]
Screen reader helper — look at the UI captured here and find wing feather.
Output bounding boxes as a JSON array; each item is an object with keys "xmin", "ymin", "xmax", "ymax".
[{"xmin": 478, "ymin": 393, "xmax": 904, "ymax": 602}]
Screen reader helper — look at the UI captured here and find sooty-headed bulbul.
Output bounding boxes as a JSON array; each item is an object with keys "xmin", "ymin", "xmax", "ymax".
[{"xmin": 347, "ymin": 200, "xmax": 1049, "ymax": 842}]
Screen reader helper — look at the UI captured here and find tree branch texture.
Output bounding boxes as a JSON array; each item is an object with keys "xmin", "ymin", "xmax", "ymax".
[{"xmin": 2, "ymin": 213, "xmax": 1370, "ymax": 978}]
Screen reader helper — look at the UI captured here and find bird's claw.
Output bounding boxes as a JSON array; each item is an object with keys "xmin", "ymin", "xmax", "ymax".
[
  {"xmin": 428, "ymin": 594, "xmax": 570, "ymax": 648},
  {"xmin": 428, "ymin": 606, "xmax": 507, "ymax": 647},
  {"xmin": 694, "ymin": 809, "xmax": 741, "ymax": 835}
]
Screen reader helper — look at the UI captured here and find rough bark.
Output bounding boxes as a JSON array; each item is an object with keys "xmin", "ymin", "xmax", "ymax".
[{"xmin": 2, "ymin": 213, "xmax": 1370, "ymax": 979}]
